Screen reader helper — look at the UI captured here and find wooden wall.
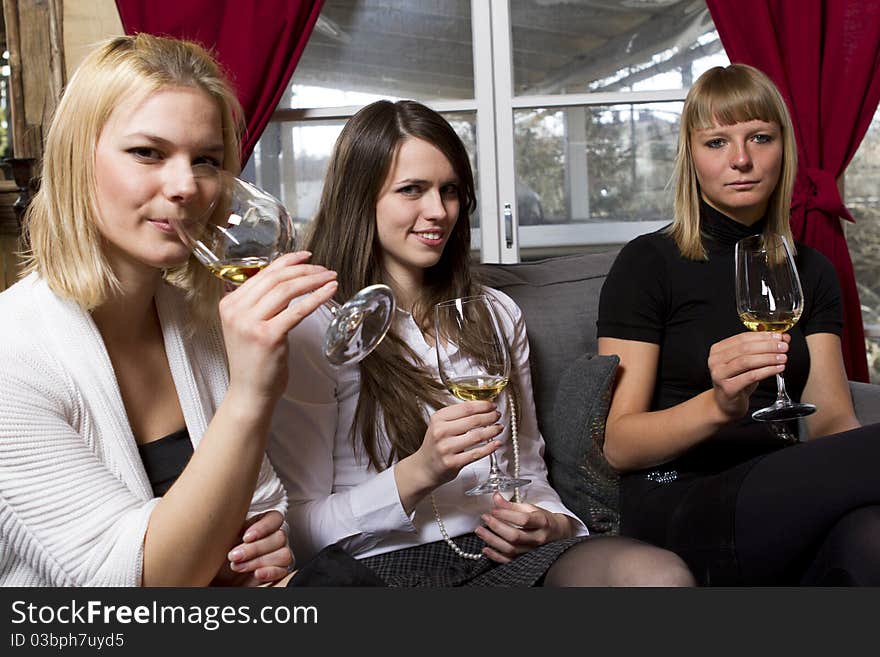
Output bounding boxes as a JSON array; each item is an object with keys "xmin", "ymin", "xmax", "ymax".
[
  {"xmin": 0, "ymin": 186, "xmax": 20, "ymax": 289},
  {"xmin": 0, "ymin": 0, "xmax": 65, "ymax": 290},
  {"xmin": 0, "ymin": 1, "xmax": 123, "ymax": 291}
]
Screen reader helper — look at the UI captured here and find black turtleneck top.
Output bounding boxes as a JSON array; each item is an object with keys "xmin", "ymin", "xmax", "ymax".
[{"xmin": 597, "ymin": 202, "xmax": 843, "ymax": 476}]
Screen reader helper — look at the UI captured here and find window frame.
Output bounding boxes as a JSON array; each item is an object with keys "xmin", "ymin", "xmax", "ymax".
[{"xmin": 263, "ymin": 0, "xmax": 715, "ymax": 263}]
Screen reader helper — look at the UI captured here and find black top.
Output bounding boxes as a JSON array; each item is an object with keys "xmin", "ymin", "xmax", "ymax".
[
  {"xmin": 137, "ymin": 427, "xmax": 193, "ymax": 497},
  {"xmin": 597, "ymin": 201, "xmax": 843, "ymax": 475}
]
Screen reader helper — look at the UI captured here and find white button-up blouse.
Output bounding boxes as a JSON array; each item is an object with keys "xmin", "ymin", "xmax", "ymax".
[{"xmin": 268, "ymin": 287, "xmax": 587, "ymax": 562}]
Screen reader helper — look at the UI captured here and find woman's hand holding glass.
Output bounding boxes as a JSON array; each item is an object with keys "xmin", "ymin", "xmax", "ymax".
[
  {"xmin": 219, "ymin": 251, "xmax": 338, "ymax": 407},
  {"xmin": 475, "ymin": 493, "xmax": 577, "ymax": 564},
  {"xmin": 707, "ymin": 330, "xmax": 791, "ymax": 422},
  {"xmin": 409, "ymin": 401, "xmax": 504, "ymax": 489},
  {"xmin": 735, "ymin": 233, "xmax": 816, "ymax": 426},
  {"xmin": 434, "ymin": 295, "xmax": 530, "ymax": 496},
  {"xmin": 171, "ymin": 167, "xmax": 395, "ymax": 366}
]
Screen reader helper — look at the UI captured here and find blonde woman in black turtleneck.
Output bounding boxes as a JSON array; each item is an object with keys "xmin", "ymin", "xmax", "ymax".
[{"xmin": 597, "ymin": 63, "xmax": 879, "ymax": 586}]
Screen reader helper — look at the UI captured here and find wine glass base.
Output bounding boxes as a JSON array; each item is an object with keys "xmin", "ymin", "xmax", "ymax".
[
  {"xmin": 465, "ymin": 474, "xmax": 531, "ymax": 497},
  {"xmin": 323, "ymin": 284, "xmax": 396, "ymax": 366},
  {"xmin": 752, "ymin": 402, "xmax": 817, "ymax": 423}
]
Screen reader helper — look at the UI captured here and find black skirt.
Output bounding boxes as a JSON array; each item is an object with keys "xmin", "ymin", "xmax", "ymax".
[{"xmin": 620, "ymin": 455, "xmax": 764, "ymax": 585}]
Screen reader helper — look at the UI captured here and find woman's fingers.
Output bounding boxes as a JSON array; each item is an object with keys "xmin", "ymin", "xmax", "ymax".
[
  {"xmin": 250, "ymin": 267, "xmax": 337, "ymax": 319},
  {"xmin": 451, "ymin": 435, "xmax": 501, "ymax": 468},
  {"xmin": 229, "ymin": 531, "xmax": 292, "ymax": 573},
  {"xmin": 240, "ymin": 510, "xmax": 284, "ymax": 542},
  {"xmin": 723, "ymin": 364, "xmax": 786, "ymax": 391},
  {"xmin": 252, "ymin": 565, "xmax": 290, "ymax": 584},
  {"xmin": 709, "ymin": 331, "xmax": 790, "ymax": 390},
  {"xmin": 273, "ymin": 279, "xmax": 338, "ymax": 334},
  {"xmin": 432, "ymin": 407, "xmax": 501, "ymax": 440},
  {"xmin": 474, "ymin": 518, "xmax": 529, "ymax": 561},
  {"xmin": 489, "ymin": 502, "xmax": 535, "ymax": 530},
  {"xmin": 710, "ymin": 332, "xmax": 788, "ymax": 365},
  {"xmin": 433, "ymin": 401, "xmax": 497, "ymax": 422},
  {"xmin": 714, "ymin": 352, "xmax": 786, "ymax": 382}
]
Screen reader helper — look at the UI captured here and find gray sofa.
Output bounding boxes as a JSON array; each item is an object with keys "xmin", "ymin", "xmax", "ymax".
[{"xmin": 477, "ymin": 250, "xmax": 880, "ymax": 533}]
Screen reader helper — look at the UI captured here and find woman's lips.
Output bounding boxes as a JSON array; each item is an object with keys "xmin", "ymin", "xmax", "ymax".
[
  {"xmin": 411, "ymin": 230, "xmax": 445, "ymax": 246},
  {"xmin": 148, "ymin": 219, "xmax": 178, "ymax": 234}
]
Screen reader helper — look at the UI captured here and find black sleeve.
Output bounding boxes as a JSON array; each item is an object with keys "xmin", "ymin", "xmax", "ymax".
[
  {"xmin": 797, "ymin": 245, "xmax": 843, "ymax": 337},
  {"xmin": 596, "ymin": 234, "xmax": 668, "ymax": 344}
]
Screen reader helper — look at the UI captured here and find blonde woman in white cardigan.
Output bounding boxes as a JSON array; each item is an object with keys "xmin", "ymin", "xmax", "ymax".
[{"xmin": 0, "ymin": 34, "xmax": 337, "ymax": 587}]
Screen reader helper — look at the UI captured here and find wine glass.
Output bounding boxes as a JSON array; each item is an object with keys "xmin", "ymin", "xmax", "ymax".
[
  {"xmin": 172, "ymin": 166, "xmax": 396, "ymax": 366},
  {"xmin": 434, "ymin": 295, "xmax": 530, "ymax": 496},
  {"xmin": 735, "ymin": 233, "xmax": 817, "ymax": 425}
]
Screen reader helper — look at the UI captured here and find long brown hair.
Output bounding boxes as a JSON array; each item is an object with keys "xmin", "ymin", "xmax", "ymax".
[
  {"xmin": 308, "ymin": 100, "xmax": 513, "ymax": 469},
  {"xmin": 669, "ymin": 63, "xmax": 797, "ymax": 259}
]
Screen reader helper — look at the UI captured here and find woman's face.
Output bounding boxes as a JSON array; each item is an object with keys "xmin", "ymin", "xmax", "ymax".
[
  {"xmin": 93, "ymin": 85, "xmax": 224, "ymax": 278},
  {"xmin": 374, "ymin": 136, "xmax": 460, "ymax": 290},
  {"xmin": 690, "ymin": 118, "xmax": 783, "ymax": 225}
]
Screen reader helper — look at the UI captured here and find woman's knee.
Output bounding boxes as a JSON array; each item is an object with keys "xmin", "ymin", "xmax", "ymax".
[
  {"xmin": 803, "ymin": 505, "xmax": 880, "ymax": 586},
  {"xmin": 546, "ymin": 536, "xmax": 696, "ymax": 587},
  {"xmin": 609, "ymin": 542, "xmax": 696, "ymax": 587}
]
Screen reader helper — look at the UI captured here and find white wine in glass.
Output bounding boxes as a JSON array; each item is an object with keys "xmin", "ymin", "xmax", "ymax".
[
  {"xmin": 446, "ymin": 375, "xmax": 509, "ymax": 402},
  {"xmin": 735, "ymin": 233, "xmax": 817, "ymax": 425},
  {"xmin": 172, "ymin": 166, "xmax": 396, "ymax": 366},
  {"xmin": 435, "ymin": 295, "xmax": 530, "ymax": 496}
]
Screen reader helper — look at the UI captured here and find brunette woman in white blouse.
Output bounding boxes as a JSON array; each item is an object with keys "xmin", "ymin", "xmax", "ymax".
[
  {"xmin": 0, "ymin": 34, "xmax": 338, "ymax": 586},
  {"xmin": 268, "ymin": 100, "xmax": 694, "ymax": 586}
]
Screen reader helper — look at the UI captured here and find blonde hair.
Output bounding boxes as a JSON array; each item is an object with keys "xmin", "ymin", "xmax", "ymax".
[
  {"xmin": 669, "ymin": 63, "xmax": 797, "ymax": 260},
  {"xmin": 21, "ymin": 33, "xmax": 244, "ymax": 320}
]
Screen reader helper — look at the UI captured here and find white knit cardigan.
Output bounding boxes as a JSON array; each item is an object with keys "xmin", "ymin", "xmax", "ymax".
[{"xmin": 0, "ymin": 273, "xmax": 287, "ymax": 586}]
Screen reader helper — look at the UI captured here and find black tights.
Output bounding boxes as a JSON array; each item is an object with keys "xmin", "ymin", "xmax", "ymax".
[
  {"xmin": 543, "ymin": 535, "xmax": 695, "ymax": 587},
  {"xmin": 735, "ymin": 424, "xmax": 880, "ymax": 585}
]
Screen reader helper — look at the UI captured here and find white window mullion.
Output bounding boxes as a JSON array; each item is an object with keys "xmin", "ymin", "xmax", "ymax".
[
  {"xmin": 489, "ymin": 0, "xmax": 518, "ymax": 263},
  {"xmin": 472, "ymin": 0, "xmax": 500, "ymax": 262}
]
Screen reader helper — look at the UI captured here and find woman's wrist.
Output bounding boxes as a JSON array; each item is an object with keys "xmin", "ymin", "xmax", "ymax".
[
  {"xmin": 552, "ymin": 512, "xmax": 578, "ymax": 540},
  {"xmin": 393, "ymin": 455, "xmax": 437, "ymax": 515},
  {"xmin": 704, "ymin": 389, "xmax": 743, "ymax": 428}
]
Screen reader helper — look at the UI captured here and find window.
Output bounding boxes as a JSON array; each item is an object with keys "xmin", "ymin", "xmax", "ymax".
[
  {"xmin": 252, "ymin": 0, "xmax": 728, "ymax": 263},
  {"xmin": 845, "ymin": 107, "xmax": 880, "ymax": 383}
]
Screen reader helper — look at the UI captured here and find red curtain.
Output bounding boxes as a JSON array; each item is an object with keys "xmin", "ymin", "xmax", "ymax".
[
  {"xmin": 706, "ymin": 0, "xmax": 880, "ymax": 382},
  {"xmin": 115, "ymin": 0, "xmax": 324, "ymax": 163}
]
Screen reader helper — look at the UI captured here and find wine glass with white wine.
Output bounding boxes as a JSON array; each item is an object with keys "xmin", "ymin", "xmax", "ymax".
[
  {"xmin": 434, "ymin": 295, "xmax": 530, "ymax": 496},
  {"xmin": 172, "ymin": 166, "xmax": 396, "ymax": 365},
  {"xmin": 735, "ymin": 233, "xmax": 817, "ymax": 428}
]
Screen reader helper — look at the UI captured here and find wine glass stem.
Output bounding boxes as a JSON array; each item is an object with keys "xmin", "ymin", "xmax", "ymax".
[
  {"xmin": 775, "ymin": 372, "xmax": 793, "ymax": 405},
  {"xmin": 487, "ymin": 451, "xmax": 502, "ymax": 477}
]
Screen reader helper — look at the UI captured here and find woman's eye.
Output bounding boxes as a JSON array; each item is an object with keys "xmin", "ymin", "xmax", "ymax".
[
  {"xmin": 441, "ymin": 184, "xmax": 459, "ymax": 197},
  {"xmin": 194, "ymin": 155, "xmax": 221, "ymax": 167},
  {"xmin": 397, "ymin": 185, "xmax": 420, "ymax": 195},
  {"xmin": 752, "ymin": 134, "xmax": 773, "ymax": 144},
  {"xmin": 705, "ymin": 138, "xmax": 725, "ymax": 149},
  {"xmin": 128, "ymin": 147, "xmax": 162, "ymax": 160}
]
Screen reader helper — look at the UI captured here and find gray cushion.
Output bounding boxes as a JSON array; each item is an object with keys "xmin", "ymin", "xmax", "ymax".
[
  {"xmin": 851, "ymin": 381, "xmax": 880, "ymax": 426},
  {"xmin": 478, "ymin": 250, "xmax": 619, "ymax": 435},
  {"xmin": 544, "ymin": 352, "xmax": 620, "ymax": 535}
]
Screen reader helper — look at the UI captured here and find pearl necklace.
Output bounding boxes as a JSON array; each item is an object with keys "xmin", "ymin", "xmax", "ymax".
[{"xmin": 431, "ymin": 391, "xmax": 522, "ymax": 560}]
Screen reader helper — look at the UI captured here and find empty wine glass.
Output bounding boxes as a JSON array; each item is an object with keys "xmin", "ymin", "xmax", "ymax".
[
  {"xmin": 735, "ymin": 233, "xmax": 817, "ymax": 425},
  {"xmin": 172, "ymin": 166, "xmax": 396, "ymax": 365},
  {"xmin": 434, "ymin": 295, "xmax": 530, "ymax": 496}
]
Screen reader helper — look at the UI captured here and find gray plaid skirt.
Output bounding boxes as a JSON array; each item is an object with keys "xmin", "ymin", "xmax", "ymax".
[{"xmin": 359, "ymin": 533, "xmax": 588, "ymax": 587}]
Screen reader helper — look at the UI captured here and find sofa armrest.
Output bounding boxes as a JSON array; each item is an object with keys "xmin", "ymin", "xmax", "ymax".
[{"xmin": 851, "ymin": 381, "xmax": 880, "ymax": 426}]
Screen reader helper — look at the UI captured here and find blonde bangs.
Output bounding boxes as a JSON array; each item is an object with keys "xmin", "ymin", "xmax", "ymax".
[{"xmin": 685, "ymin": 76, "xmax": 787, "ymax": 133}]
